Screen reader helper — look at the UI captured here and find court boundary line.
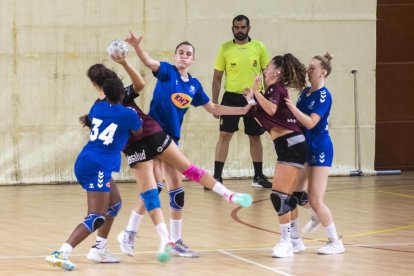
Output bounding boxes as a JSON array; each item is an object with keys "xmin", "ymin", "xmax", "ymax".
[{"xmin": 219, "ymin": 249, "xmax": 293, "ymax": 276}]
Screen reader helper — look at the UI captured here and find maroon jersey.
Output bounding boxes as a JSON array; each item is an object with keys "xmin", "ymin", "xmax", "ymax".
[
  {"xmin": 248, "ymin": 82, "xmax": 301, "ymax": 133},
  {"xmin": 122, "ymin": 85, "xmax": 163, "ymax": 149}
]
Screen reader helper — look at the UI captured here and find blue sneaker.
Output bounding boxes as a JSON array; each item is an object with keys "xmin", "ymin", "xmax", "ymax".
[
  {"xmin": 45, "ymin": 251, "xmax": 76, "ymax": 271},
  {"xmin": 230, "ymin": 193, "xmax": 253, "ymax": 207}
]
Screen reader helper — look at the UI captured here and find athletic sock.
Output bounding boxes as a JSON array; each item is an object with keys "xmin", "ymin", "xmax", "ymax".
[
  {"xmin": 325, "ymin": 222, "xmax": 339, "ymax": 241},
  {"xmin": 155, "ymin": 222, "xmax": 170, "ymax": 243},
  {"xmin": 214, "ymin": 161, "xmax": 225, "ymax": 179},
  {"xmin": 94, "ymin": 236, "xmax": 107, "ymax": 249},
  {"xmin": 126, "ymin": 210, "xmax": 144, "ymax": 232},
  {"xmin": 170, "ymin": 219, "xmax": 182, "ymax": 243},
  {"xmin": 290, "ymin": 219, "xmax": 300, "ymax": 239},
  {"xmin": 253, "ymin": 161, "xmax": 263, "ymax": 176},
  {"xmin": 280, "ymin": 223, "xmax": 291, "ymax": 242},
  {"xmin": 59, "ymin": 243, "xmax": 73, "ymax": 257},
  {"xmin": 212, "ymin": 182, "xmax": 233, "ymax": 201}
]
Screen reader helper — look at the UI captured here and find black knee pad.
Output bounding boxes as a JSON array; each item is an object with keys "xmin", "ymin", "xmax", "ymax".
[
  {"xmin": 292, "ymin": 191, "xmax": 308, "ymax": 206},
  {"xmin": 157, "ymin": 182, "xmax": 164, "ymax": 194},
  {"xmin": 270, "ymin": 190, "xmax": 294, "ymax": 216},
  {"xmin": 289, "ymin": 196, "xmax": 298, "ymax": 211}
]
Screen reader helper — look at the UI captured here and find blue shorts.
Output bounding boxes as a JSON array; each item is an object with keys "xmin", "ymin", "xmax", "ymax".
[
  {"xmin": 308, "ymin": 144, "xmax": 334, "ymax": 167},
  {"xmin": 74, "ymin": 155, "xmax": 112, "ymax": 192}
]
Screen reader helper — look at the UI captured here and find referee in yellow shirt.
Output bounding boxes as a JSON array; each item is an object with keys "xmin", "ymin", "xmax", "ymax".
[{"xmin": 212, "ymin": 15, "xmax": 271, "ymax": 188}]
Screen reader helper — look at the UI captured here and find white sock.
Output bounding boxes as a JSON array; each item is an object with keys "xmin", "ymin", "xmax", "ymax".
[
  {"xmin": 126, "ymin": 210, "xmax": 144, "ymax": 232},
  {"xmin": 170, "ymin": 219, "xmax": 182, "ymax": 243},
  {"xmin": 94, "ymin": 236, "xmax": 107, "ymax": 249},
  {"xmin": 280, "ymin": 223, "xmax": 291, "ymax": 242},
  {"xmin": 155, "ymin": 222, "xmax": 170, "ymax": 243},
  {"xmin": 325, "ymin": 222, "xmax": 339, "ymax": 241},
  {"xmin": 59, "ymin": 243, "xmax": 73, "ymax": 257},
  {"xmin": 212, "ymin": 182, "xmax": 233, "ymax": 201},
  {"xmin": 290, "ymin": 219, "xmax": 300, "ymax": 239}
]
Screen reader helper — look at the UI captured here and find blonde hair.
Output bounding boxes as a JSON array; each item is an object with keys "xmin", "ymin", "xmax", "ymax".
[{"xmin": 313, "ymin": 52, "xmax": 333, "ymax": 77}]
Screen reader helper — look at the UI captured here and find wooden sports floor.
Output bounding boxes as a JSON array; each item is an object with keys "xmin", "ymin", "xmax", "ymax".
[{"xmin": 0, "ymin": 172, "xmax": 413, "ymax": 275}]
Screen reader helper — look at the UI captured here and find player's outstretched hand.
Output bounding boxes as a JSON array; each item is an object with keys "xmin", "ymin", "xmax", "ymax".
[{"xmin": 126, "ymin": 32, "xmax": 143, "ymax": 48}]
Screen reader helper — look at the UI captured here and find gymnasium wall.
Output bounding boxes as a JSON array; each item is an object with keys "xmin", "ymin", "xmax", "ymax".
[{"xmin": 0, "ymin": 0, "xmax": 377, "ymax": 184}]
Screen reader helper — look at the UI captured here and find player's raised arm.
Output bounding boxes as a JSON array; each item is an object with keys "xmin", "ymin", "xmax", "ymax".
[{"xmin": 126, "ymin": 32, "xmax": 160, "ymax": 72}]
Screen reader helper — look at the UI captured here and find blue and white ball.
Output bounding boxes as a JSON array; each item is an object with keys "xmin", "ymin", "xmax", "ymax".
[{"xmin": 107, "ymin": 39, "xmax": 128, "ymax": 57}]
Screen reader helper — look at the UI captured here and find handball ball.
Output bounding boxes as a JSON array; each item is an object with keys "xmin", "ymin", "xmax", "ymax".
[{"xmin": 107, "ymin": 39, "xmax": 128, "ymax": 57}]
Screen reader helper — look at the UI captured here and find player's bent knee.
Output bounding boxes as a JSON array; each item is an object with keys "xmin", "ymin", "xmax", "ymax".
[
  {"xmin": 106, "ymin": 200, "xmax": 122, "ymax": 217},
  {"xmin": 182, "ymin": 164, "xmax": 206, "ymax": 183},
  {"xmin": 83, "ymin": 213, "xmax": 105, "ymax": 233},
  {"xmin": 169, "ymin": 186, "xmax": 184, "ymax": 211},
  {"xmin": 270, "ymin": 190, "xmax": 295, "ymax": 216},
  {"xmin": 141, "ymin": 188, "xmax": 161, "ymax": 212}
]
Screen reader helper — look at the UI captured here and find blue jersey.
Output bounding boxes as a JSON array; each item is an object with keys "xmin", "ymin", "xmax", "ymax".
[
  {"xmin": 296, "ymin": 86, "xmax": 332, "ymax": 151},
  {"xmin": 148, "ymin": 62, "xmax": 210, "ymax": 142},
  {"xmin": 78, "ymin": 101, "xmax": 142, "ymax": 172}
]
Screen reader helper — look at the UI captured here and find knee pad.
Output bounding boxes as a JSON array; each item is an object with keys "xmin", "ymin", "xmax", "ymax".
[
  {"xmin": 157, "ymin": 182, "xmax": 164, "ymax": 194},
  {"xmin": 292, "ymin": 191, "xmax": 308, "ymax": 206},
  {"xmin": 182, "ymin": 164, "xmax": 206, "ymax": 183},
  {"xmin": 141, "ymin": 188, "xmax": 161, "ymax": 212},
  {"xmin": 106, "ymin": 200, "xmax": 122, "ymax": 217},
  {"xmin": 83, "ymin": 213, "xmax": 105, "ymax": 233},
  {"xmin": 270, "ymin": 191, "xmax": 294, "ymax": 216},
  {"xmin": 169, "ymin": 186, "xmax": 184, "ymax": 211}
]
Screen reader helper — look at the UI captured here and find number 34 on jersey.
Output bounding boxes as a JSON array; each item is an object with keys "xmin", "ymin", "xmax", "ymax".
[{"xmin": 90, "ymin": 118, "xmax": 118, "ymax": 145}]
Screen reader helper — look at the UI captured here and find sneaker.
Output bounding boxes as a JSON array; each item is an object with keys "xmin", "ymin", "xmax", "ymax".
[
  {"xmin": 291, "ymin": 237, "xmax": 306, "ymax": 253},
  {"xmin": 45, "ymin": 251, "xmax": 76, "ymax": 271},
  {"xmin": 302, "ymin": 215, "xmax": 321, "ymax": 233},
  {"xmin": 252, "ymin": 174, "xmax": 272, "ymax": 188},
  {"xmin": 230, "ymin": 193, "xmax": 253, "ymax": 208},
  {"xmin": 87, "ymin": 246, "xmax": 120, "ymax": 263},
  {"xmin": 271, "ymin": 241, "xmax": 294, "ymax": 258},
  {"xmin": 317, "ymin": 238, "xmax": 345, "ymax": 255},
  {"xmin": 157, "ymin": 240, "xmax": 174, "ymax": 262},
  {"xmin": 117, "ymin": 230, "xmax": 136, "ymax": 257},
  {"xmin": 171, "ymin": 239, "xmax": 199, "ymax": 258}
]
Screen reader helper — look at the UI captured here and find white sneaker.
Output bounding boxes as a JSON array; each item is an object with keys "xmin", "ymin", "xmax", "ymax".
[
  {"xmin": 271, "ymin": 241, "xmax": 294, "ymax": 258},
  {"xmin": 317, "ymin": 238, "xmax": 345, "ymax": 255},
  {"xmin": 117, "ymin": 230, "xmax": 136, "ymax": 257},
  {"xmin": 171, "ymin": 239, "xmax": 200, "ymax": 258},
  {"xmin": 87, "ymin": 246, "xmax": 120, "ymax": 263},
  {"xmin": 291, "ymin": 237, "xmax": 306, "ymax": 253},
  {"xmin": 45, "ymin": 251, "xmax": 76, "ymax": 271},
  {"xmin": 302, "ymin": 215, "xmax": 321, "ymax": 233}
]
